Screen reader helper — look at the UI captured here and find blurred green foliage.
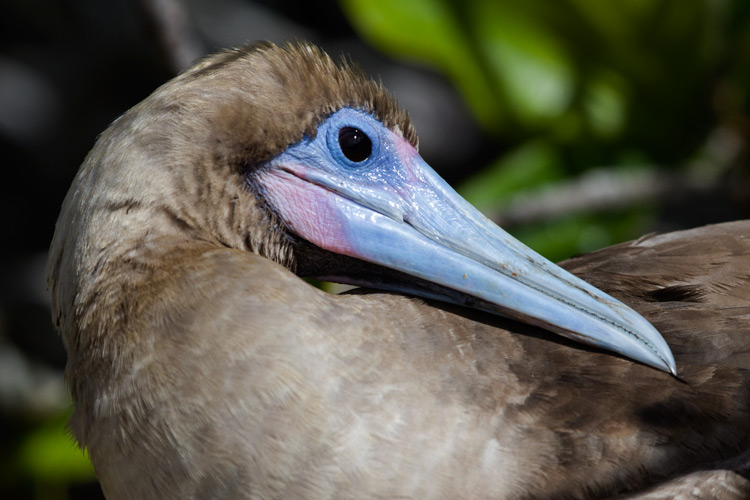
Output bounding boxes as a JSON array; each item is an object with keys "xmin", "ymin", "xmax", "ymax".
[
  {"xmin": 2, "ymin": 410, "xmax": 96, "ymax": 500},
  {"xmin": 18, "ymin": 414, "xmax": 94, "ymax": 486},
  {"xmin": 340, "ymin": 0, "xmax": 750, "ymax": 260}
]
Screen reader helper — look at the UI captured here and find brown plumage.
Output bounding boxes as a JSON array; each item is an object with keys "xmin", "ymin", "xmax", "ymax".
[{"xmin": 47, "ymin": 42, "xmax": 750, "ymax": 499}]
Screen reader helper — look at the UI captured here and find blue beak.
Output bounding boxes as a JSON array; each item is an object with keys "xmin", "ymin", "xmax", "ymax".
[{"xmin": 258, "ymin": 122, "xmax": 676, "ymax": 375}]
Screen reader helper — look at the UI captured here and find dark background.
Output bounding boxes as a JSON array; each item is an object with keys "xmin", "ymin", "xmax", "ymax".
[{"xmin": 1, "ymin": 0, "xmax": 749, "ymax": 498}]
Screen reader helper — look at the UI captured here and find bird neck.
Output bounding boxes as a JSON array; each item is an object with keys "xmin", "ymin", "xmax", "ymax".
[{"xmin": 47, "ymin": 130, "xmax": 295, "ymax": 421}]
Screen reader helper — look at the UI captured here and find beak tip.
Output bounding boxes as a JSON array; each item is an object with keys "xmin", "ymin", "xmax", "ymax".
[
  {"xmin": 641, "ymin": 333, "xmax": 677, "ymax": 376},
  {"xmin": 665, "ymin": 355, "xmax": 678, "ymax": 377}
]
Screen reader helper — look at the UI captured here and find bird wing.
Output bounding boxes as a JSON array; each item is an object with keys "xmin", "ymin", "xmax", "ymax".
[{"xmin": 72, "ymin": 221, "xmax": 750, "ymax": 499}]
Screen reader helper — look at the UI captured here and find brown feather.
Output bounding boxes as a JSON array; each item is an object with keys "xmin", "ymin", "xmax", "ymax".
[{"xmin": 47, "ymin": 42, "xmax": 750, "ymax": 499}]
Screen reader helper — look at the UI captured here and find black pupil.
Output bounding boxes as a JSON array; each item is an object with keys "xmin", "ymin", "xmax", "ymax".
[{"xmin": 338, "ymin": 127, "xmax": 372, "ymax": 162}]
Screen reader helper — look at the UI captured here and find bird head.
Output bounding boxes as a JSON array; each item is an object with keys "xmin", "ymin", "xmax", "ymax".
[{"xmin": 48, "ymin": 42, "xmax": 675, "ymax": 379}]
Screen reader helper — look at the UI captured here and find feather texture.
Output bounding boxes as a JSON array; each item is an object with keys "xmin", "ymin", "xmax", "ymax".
[{"xmin": 47, "ymin": 42, "xmax": 750, "ymax": 499}]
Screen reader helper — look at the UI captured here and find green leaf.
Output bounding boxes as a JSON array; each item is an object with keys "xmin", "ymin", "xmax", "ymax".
[
  {"xmin": 17, "ymin": 414, "xmax": 96, "ymax": 484},
  {"xmin": 583, "ymin": 70, "xmax": 628, "ymax": 138},
  {"xmin": 471, "ymin": 1, "xmax": 575, "ymax": 126},
  {"xmin": 339, "ymin": 0, "xmax": 503, "ymax": 130},
  {"xmin": 458, "ymin": 140, "xmax": 564, "ymax": 209}
]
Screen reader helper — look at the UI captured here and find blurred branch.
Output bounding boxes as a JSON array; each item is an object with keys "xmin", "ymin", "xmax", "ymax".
[
  {"xmin": 490, "ymin": 127, "xmax": 748, "ymax": 227},
  {"xmin": 0, "ymin": 342, "xmax": 68, "ymax": 417},
  {"xmin": 134, "ymin": 0, "xmax": 205, "ymax": 74},
  {"xmin": 493, "ymin": 167, "xmax": 664, "ymax": 226}
]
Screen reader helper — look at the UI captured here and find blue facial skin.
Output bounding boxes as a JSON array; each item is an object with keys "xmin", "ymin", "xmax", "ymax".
[
  {"xmin": 262, "ymin": 108, "xmax": 676, "ymax": 375},
  {"xmin": 271, "ymin": 109, "xmax": 411, "ymax": 222}
]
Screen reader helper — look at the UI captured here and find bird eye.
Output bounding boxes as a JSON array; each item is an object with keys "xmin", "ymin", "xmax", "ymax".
[{"xmin": 338, "ymin": 127, "xmax": 372, "ymax": 163}]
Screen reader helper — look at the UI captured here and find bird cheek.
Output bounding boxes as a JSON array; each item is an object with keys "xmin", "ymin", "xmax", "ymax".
[{"xmin": 257, "ymin": 168, "xmax": 355, "ymax": 255}]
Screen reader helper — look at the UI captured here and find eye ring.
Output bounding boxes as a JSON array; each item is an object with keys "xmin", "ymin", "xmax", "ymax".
[{"xmin": 338, "ymin": 127, "xmax": 372, "ymax": 163}]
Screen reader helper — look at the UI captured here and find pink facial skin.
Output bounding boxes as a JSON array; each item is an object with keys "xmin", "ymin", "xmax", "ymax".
[
  {"xmin": 391, "ymin": 133, "xmax": 421, "ymax": 182},
  {"xmin": 257, "ymin": 166, "xmax": 356, "ymax": 256},
  {"xmin": 258, "ymin": 131, "xmax": 423, "ymax": 260}
]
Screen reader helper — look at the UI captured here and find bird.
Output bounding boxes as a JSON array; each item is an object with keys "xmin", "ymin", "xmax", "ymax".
[{"xmin": 47, "ymin": 42, "xmax": 750, "ymax": 499}]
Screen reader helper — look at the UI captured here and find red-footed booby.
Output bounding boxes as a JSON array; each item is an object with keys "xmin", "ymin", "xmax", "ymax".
[{"xmin": 47, "ymin": 42, "xmax": 749, "ymax": 499}]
